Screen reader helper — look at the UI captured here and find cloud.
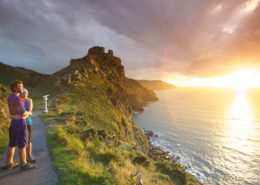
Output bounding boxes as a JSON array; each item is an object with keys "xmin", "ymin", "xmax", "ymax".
[{"xmin": 0, "ymin": 0, "xmax": 259, "ymax": 78}]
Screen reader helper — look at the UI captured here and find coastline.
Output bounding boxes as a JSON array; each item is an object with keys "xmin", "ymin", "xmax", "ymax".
[{"xmin": 132, "ymin": 91, "xmax": 204, "ymax": 183}]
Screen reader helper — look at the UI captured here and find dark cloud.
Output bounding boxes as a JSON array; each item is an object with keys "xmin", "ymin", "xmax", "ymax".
[{"xmin": 0, "ymin": 0, "xmax": 259, "ymax": 78}]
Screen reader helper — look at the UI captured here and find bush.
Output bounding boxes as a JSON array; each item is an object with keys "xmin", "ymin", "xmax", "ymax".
[
  {"xmin": 156, "ymin": 161, "xmax": 187, "ymax": 185},
  {"xmin": 94, "ymin": 151, "xmax": 118, "ymax": 165},
  {"xmin": 75, "ymin": 120, "xmax": 88, "ymax": 126},
  {"xmin": 82, "ymin": 128, "xmax": 97, "ymax": 140},
  {"xmin": 97, "ymin": 129, "xmax": 109, "ymax": 140},
  {"xmin": 59, "ymin": 111, "xmax": 74, "ymax": 117},
  {"xmin": 132, "ymin": 155, "xmax": 148, "ymax": 165}
]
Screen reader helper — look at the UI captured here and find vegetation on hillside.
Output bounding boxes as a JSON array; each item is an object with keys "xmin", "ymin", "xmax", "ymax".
[
  {"xmin": 0, "ymin": 84, "xmax": 10, "ymax": 156},
  {"xmin": 0, "ymin": 61, "xmax": 49, "ymax": 88},
  {"xmin": 0, "ymin": 46, "xmax": 201, "ymax": 185}
]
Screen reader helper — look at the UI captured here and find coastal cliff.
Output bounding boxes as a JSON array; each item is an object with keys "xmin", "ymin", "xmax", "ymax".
[
  {"xmin": 0, "ymin": 46, "xmax": 201, "ymax": 185},
  {"xmin": 137, "ymin": 80, "xmax": 176, "ymax": 91}
]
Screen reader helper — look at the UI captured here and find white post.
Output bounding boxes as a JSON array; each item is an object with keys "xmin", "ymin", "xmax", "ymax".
[{"xmin": 43, "ymin": 95, "xmax": 49, "ymax": 113}]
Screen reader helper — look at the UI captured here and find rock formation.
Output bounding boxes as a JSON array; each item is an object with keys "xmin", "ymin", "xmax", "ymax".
[{"xmin": 59, "ymin": 46, "xmax": 125, "ymax": 85}]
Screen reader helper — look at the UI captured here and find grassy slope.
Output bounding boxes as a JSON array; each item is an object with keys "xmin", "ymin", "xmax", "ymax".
[
  {"xmin": 0, "ymin": 50, "xmax": 201, "ymax": 184},
  {"xmin": 0, "ymin": 61, "xmax": 53, "ymax": 110},
  {"xmin": 40, "ymin": 73, "xmax": 200, "ymax": 184},
  {"xmin": 0, "ymin": 62, "xmax": 49, "ymax": 88},
  {"xmin": 0, "ymin": 84, "xmax": 10, "ymax": 157}
]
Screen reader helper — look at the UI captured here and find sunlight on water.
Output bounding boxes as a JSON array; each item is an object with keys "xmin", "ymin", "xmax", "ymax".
[
  {"xmin": 134, "ymin": 88, "xmax": 260, "ymax": 184},
  {"xmin": 222, "ymin": 90, "xmax": 258, "ymax": 182},
  {"xmin": 225, "ymin": 91, "xmax": 255, "ymax": 154}
]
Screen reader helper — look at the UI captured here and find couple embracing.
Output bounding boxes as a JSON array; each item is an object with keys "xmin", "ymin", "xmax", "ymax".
[{"xmin": 2, "ymin": 80, "xmax": 37, "ymax": 171}]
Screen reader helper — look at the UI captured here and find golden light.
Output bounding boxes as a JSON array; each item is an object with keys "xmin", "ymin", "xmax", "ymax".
[
  {"xmin": 228, "ymin": 91, "xmax": 253, "ymax": 121},
  {"xmin": 242, "ymin": 0, "xmax": 260, "ymax": 12},
  {"xmin": 220, "ymin": 0, "xmax": 260, "ymax": 35},
  {"xmin": 163, "ymin": 69, "xmax": 260, "ymax": 89},
  {"xmin": 219, "ymin": 69, "xmax": 260, "ymax": 89},
  {"xmin": 222, "ymin": 90, "xmax": 257, "ymax": 168}
]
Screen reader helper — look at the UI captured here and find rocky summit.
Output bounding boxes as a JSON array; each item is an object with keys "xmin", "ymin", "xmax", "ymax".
[{"xmin": 57, "ymin": 46, "xmax": 125, "ymax": 86}]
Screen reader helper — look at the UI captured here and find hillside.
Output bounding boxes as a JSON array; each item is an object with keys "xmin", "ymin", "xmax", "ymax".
[
  {"xmin": 0, "ymin": 84, "xmax": 10, "ymax": 156},
  {"xmin": 0, "ymin": 61, "xmax": 49, "ymax": 87},
  {"xmin": 0, "ymin": 46, "xmax": 200, "ymax": 185},
  {"xmin": 137, "ymin": 80, "xmax": 176, "ymax": 91}
]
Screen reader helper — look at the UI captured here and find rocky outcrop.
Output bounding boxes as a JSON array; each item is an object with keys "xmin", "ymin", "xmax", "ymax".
[
  {"xmin": 58, "ymin": 46, "xmax": 125, "ymax": 85},
  {"xmin": 88, "ymin": 46, "xmax": 105, "ymax": 55},
  {"xmin": 108, "ymin": 49, "xmax": 113, "ymax": 56},
  {"xmin": 54, "ymin": 46, "xmax": 158, "ymax": 114}
]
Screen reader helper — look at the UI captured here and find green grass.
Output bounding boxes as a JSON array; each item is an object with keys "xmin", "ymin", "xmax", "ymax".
[
  {"xmin": 47, "ymin": 124, "xmax": 116, "ymax": 185},
  {"xmin": 45, "ymin": 121, "xmax": 172, "ymax": 185},
  {"xmin": 1, "ymin": 57, "xmax": 201, "ymax": 185},
  {"xmin": 0, "ymin": 130, "xmax": 8, "ymax": 158},
  {"xmin": 0, "ymin": 84, "xmax": 10, "ymax": 158},
  {"xmin": 39, "ymin": 72, "xmax": 201, "ymax": 185}
]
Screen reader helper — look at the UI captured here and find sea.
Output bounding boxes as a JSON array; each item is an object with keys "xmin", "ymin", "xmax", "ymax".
[{"xmin": 133, "ymin": 88, "xmax": 260, "ymax": 185}]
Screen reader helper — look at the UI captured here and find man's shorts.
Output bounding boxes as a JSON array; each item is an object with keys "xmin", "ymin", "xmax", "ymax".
[{"xmin": 9, "ymin": 119, "xmax": 29, "ymax": 148}]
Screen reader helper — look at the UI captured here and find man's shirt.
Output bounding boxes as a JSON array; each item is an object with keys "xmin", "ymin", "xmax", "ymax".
[{"xmin": 8, "ymin": 93, "xmax": 26, "ymax": 124}]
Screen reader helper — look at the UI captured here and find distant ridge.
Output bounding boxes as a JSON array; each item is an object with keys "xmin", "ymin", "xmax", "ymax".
[
  {"xmin": 0, "ymin": 61, "xmax": 49, "ymax": 87},
  {"xmin": 137, "ymin": 79, "xmax": 176, "ymax": 91}
]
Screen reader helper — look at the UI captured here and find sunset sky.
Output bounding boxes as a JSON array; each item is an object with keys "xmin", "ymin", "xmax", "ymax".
[{"xmin": 0, "ymin": 0, "xmax": 260, "ymax": 87}]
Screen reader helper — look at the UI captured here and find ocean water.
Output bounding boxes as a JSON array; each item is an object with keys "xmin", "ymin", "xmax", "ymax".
[{"xmin": 133, "ymin": 88, "xmax": 260, "ymax": 185}]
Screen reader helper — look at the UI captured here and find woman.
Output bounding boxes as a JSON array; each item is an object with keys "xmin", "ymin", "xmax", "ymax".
[{"xmin": 20, "ymin": 88, "xmax": 36, "ymax": 163}]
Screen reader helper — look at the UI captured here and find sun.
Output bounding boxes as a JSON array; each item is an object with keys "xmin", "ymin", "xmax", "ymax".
[
  {"xmin": 163, "ymin": 69, "xmax": 260, "ymax": 89},
  {"xmin": 219, "ymin": 69, "xmax": 260, "ymax": 89}
]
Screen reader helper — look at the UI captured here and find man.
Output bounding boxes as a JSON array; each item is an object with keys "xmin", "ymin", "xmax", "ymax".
[{"xmin": 4, "ymin": 80, "xmax": 37, "ymax": 170}]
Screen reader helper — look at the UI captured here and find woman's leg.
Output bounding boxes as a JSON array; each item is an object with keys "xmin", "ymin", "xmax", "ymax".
[
  {"xmin": 26, "ymin": 125, "xmax": 32, "ymax": 155},
  {"xmin": 26, "ymin": 125, "xmax": 36, "ymax": 162}
]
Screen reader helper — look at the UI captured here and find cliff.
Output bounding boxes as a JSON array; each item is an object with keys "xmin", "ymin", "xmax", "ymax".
[
  {"xmin": 53, "ymin": 46, "xmax": 158, "ymax": 112},
  {"xmin": 137, "ymin": 80, "xmax": 176, "ymax": 91},
  {"xmin": 0, "ymin": 46, "xmax": 201, "ymax": 185}
]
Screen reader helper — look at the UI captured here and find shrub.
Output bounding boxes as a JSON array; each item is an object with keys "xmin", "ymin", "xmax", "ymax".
[
  {"xmin": 97, "ymin": 129, "xmax": 109, "ymax": 140},
  {"xmin": 75, "ymin": 119, "xmax": 88, "ymax": 126},
  {"xmin": 82, "ymin": 128, "xmax": 97, "ymax": 140},
  {"xmin": 132, "ymin": 155, "xmax": 148, "ymax": 165},
  {"xmin": 156, "ymin": 161, "xmax": 187, "ymax": 185},
  {"xmin": 94, "ymin": 151, "xmax": 118, "ymax": 165}
]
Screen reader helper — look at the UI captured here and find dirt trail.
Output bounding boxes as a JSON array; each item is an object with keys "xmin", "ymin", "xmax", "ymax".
[{"xmin": 0, "ymin": 111, "xmax": 58, "ymax": 185}]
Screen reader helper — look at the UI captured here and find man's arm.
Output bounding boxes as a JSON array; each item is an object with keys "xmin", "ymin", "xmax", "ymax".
[
  {"xmin": 10, "ymin": 114, "xmax": 23, "ymax": 119},
  {"xmin": 10, "ymin": 111, "xmax": 30, "ymax": 119},
  {"xmin": 22, "ymin": 111, "xmax": 30, "ymax": 118}
]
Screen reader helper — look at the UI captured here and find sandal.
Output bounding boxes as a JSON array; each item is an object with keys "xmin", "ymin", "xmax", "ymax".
[
  {"xmin": 1, "ymin": 162, "xmax": 19, "ymax": 171},
  {"xmin": 27, "ymin": 155, "xmax": 37, "ymax": 163},
  {"xmin": 20, "ymin": 163, "xmax": 37, "ymax": 171}
]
